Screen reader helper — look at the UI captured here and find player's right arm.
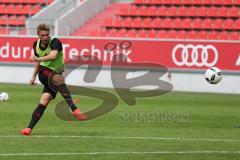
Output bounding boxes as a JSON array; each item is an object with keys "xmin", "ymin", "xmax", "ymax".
[
  {"xmin": 29, "ymin": 41, "xmax": 40, "ymax": 85},
  {"xmin": 29, "ymin": 62, "xmax": 40, "ymax": 85}
]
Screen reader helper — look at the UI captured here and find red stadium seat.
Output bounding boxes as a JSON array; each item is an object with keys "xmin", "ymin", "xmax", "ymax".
[
  {"xmin": 0, "ymin": 4, "xmax": 5, "ymax": 14},
  {"xmin": 138, "ymin": 6, "xmax": 148, "ymax": 16},
  {"xmin": 142, "ymin": 18, "xmax": 152, "ymax": 28},
  {"xmin": 89, "ymin": 29, "xmax": 98, "ymax": 36},
  {"xmin": 233, "ymin": 19, "xmax": 240, "ymax": 30},
  {"xmin": 162, "ymin": 18, "xmax": 172, "ymax": 28},
  {"xmin": 138, "ymin": 29, "xmax": 147, "ymax": 38},
  {"xmin": 149, "ymin": 0, "xmax": 161, "ymax": 4},
  {"xmin": 166, "ymin": 30, "xmax": 177, "ymax": 38},
  {"xmin": 167, "ymin": 6, "xmax": 177, "ymax": 16},
  {"xmin": 186, "ymin": 6, "xmax": 197, "ymax": 17},
  {"xmin": 112, "ymin": 17, "xmax": 122, "ymax": 27},
  {"xmin": 98, "ymin": 29, "xmax": 107, "ymax": 37},
  {"xmin": 171, "ymin": 0, "xmax": 182, "ymax": 4},
  {"xmin": 228, "ymin": 7, "xmax": 239, "ymax": 18},
  {"xmin": 127, "ymin": 29, "xmax": 137, "ymax": 37},
  {"xmin": 119, "ymin": 5, "xmax": 128, "ymax": 15},
  {"xmin": 0, "ymin": 28, "xmax": 9, "ymax": 35},
  {"xmin": 171, "ymin": 18, "xmax": 181, "ymax": 29},
  {"xmin": 187, "ymin": 31, "xmax": 198, "ymax": 39},
  {"xmin": 148, "ymin": 30, "xmax": 157, "ymax": 38},
  {"xmin": 157, "ymin": 30, "xmax": 167, "ymax": 38},
  {"xmin": 208, "ymin": 31, "xmax": 218, "ymax": 39},
  {"xmin": 22, "ymin": 5, "xmax": 31, "ymax": 14},
  {"xmin": 223, "ymin": 19, "xmax": 234, "ymax": 29},
  {"xmin": 107, "ymin": 29, "xmax": 117, "ymax": 37},
  {"xmin": 148, "ymin": 6, "xmax": 157, "ymax": 16},
  {"xmin": 229, "ymin": 31, "xmax": 239, "ymax": 40},
  {"xmin": 221, "ymin": 0, "xmax": 234, "ymax": 5},
  {"xmin": 202, "ymin": 18, "xmax": 212, "ymax": 29},
  {"xmin": 191, "ymin": 0, "xmax": 202, "ymax": 5},
  {"xmin": 201, "ymin": 0, "xmax": 212, "ymax": 5},
  {"xmin": 132, "ymin": 17, "xmax": 142, "ymax": 28},
  {"xmin": 8, "ymin": 15, "xmax": 17, "ymax": 25},
  {"xmin": 218, "ymin": 31, "xmax": 229, "ymax": 40},
  {"xmin": 177, "ymin": 30, "xmax": 186, "ymax": 39},
  {"xmin": 217, "ymin": 7, "xmax": 228, "ymax": 17},
  {"xmin": 181, "ymin": 0, "xmax": 192, "ymax": 5},
  {"xmin": 117, "ymin": 29, "xmax": 127, "ymax": 37},
  {"xmin": 16, "ymin": 15, "xmax": 26, "ymax": 25},
  {"xmin": 152, "ymin": 18, "xmax": 161, "ymax": 28},
  {"xmin": 197, "ymin": 6, "xmax": 207, "ymax": 17},
  {"xmin": 233, "ymin": 0, "xmax": 240, "ymax": 5},
  {"xmin": 123, "ymin": 17, "xmax": 133, "ymax": 27},
  {"xmin": 158, "ymin": 6, "xmax": 167, "ymax": 16},
  {"xmin": 15, "ymin": 5, "xmax": 23, "ymax": 15},
  {"xmin": 211, "ymin": 0, "xmax": 222, "ymax": 5},
  {"xmin": 198, "ymin": 31, "xmax": 208, "ymax": 39},
  {"xmin": 31, "ymin": 0, "xmax": 44, "ymax": 3},
  {"xmin": 0, "ymin": 15, "xmax": 7, "ymax": 25},
  {"xmin": 207, "ymin": 6, "xmax": 217, "ymax": 17},
  {"xmin": 6, "ymin": 5, "xmax": 15, "ymax": 14},
  {"xmin": 104, "ymin": 18, "xmax": 113, "ymax": 26},
  {"xmin": 192, "ymin": 18, "xmax": 202, "ymax": 29},
  {"xmin": 161, "ymin": 0, "xmax": 172, "ymax": 4},
  {"xmin": 128, "ymin": 5, "xmax": 138, "ymax": 16},
  {"xmin": 177, "ymin": 6, "xmax": 186, "ymax": 17},
  {"xmin": 213, "ymin": 19, "xmax": 223, "ymax": 29},
  {"xmin": 31, "ymin": 5, "xmax": 41, "ymax": 14},
  {"xmin": 181, "ymin": 18, "xmax": 191, "ymax": 29}
]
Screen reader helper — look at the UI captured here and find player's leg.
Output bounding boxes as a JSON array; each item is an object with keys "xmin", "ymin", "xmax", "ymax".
[
  {"xmin": 51, "ymin": 74, "xmax": 76, "ymax": 111},
  {"xmin": 28, "ymin": 92, "xmax": 53, "ymax": 129},
  {"xmin": 21, "ymin": 93, "xmax": 53, "ymax": 135},
  {"xmin": 51, "ymin": 74, "xmax": 87, "ymax": 120}
]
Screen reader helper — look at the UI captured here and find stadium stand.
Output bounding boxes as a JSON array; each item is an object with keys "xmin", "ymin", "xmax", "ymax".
[
  {"xmin": 71, "ymin": 0, "xmax": 240, "ymax": 40},
  {"xmin": 0, "ymin": 0, "xmax": 239, "ymax": 40},
  {"xmin": 0, "ymin": 0, "xmax": 54, "ymax": 35}
]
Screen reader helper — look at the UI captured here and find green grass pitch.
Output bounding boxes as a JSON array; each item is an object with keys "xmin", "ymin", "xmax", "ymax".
[{"xmin": 0, "ymin": 83, "xmax": 240, "ymax": 160}]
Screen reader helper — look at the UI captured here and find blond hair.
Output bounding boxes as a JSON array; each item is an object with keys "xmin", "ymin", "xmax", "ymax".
[{"xmin": 37, "ymin": 24, "xmax": 50, "ymax": 34}]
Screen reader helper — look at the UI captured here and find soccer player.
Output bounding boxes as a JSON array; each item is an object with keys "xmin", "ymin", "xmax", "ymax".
[{"xmin": 21, "ymin": 24, "xmax": 87, "ymax": 136}]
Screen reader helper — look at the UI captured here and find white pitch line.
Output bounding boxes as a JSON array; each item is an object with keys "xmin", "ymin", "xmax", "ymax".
[
  {"xmin": 0, "ymin": 135, "xmax": 240, "ymax": 143},
  {"xmin": 0, "ymin": 151, "xmax": 240, "ymax": 156}
]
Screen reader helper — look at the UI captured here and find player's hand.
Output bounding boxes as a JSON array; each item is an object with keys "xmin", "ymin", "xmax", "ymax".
[
  {"xmin": 29, "ymin": 55, "xmax": 39, "ymax": 62},
  {"xmin": 29, "ymin": 77, "xmax": 37, "ymax": 86}
]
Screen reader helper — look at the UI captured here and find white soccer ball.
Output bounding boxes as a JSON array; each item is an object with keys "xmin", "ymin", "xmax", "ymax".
[
  {"xmin": 0, "ymin": 92, "xmax": 10, "ymax": 101},
  {"xmin": 205, "ymin": 67, "xmax": 222, "ymax": 84}
]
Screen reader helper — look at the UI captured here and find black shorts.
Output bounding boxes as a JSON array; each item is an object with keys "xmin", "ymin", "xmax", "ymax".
[{"xmin": 38, "ymin": 66, "xmax": 58, "ymax": 99}]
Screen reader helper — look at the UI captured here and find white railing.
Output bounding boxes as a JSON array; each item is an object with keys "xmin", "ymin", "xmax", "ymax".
[
  {"xmin": 26, "ymin": 0, "xmax": 80, "ymax": 35},
  {"xmin": 55, "ymin": 0, "xmax": 110, "ymax": 36}
]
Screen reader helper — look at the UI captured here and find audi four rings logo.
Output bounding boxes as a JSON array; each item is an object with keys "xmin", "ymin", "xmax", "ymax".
[{"xmin": 172, "ymin": 44, "xmax": 219, "ymax": 67}]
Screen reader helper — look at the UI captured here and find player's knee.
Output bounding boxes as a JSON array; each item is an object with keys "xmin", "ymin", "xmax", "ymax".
[
  {"xmin": 40, "ymin": 99, "xmax": 50, "ymax": 106},
  {"xmin": 40, "ymin": 94, "xmax": 52, "ymax": 106}
]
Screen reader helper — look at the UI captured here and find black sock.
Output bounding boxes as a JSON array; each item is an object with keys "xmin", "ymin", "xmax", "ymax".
[
  {"xmin": 57, "ymin": 84, "xmax": 77, "ymax": 112},
  {"xmin": 28, "ymin": 104, "xmax": 46, "ymax": 129}
]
